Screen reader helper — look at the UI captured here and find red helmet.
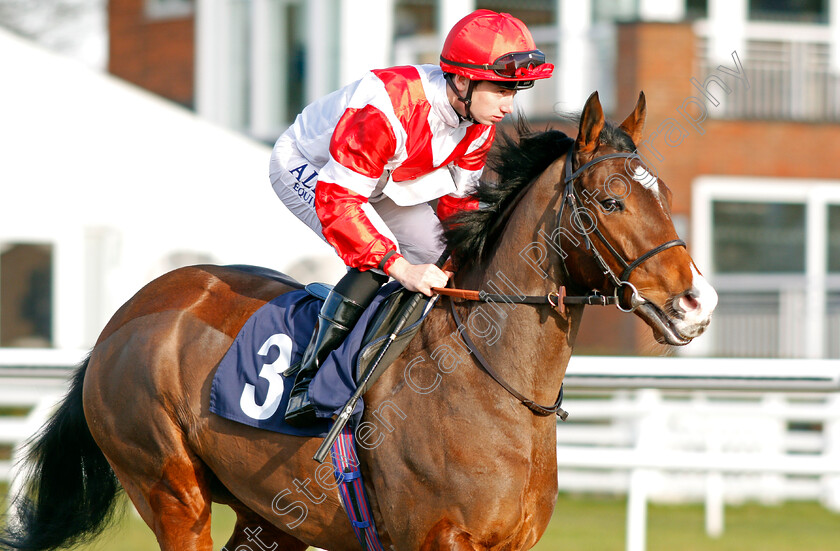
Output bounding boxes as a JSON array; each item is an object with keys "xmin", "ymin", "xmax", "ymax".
[{"xmin": 440, "ymin": 9, "xmax": 554, "ymax": 89}]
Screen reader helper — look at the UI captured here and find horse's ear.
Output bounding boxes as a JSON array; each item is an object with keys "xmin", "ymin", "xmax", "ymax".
[
  {"xmin": 576, "ymin": 91, "xmax": 605, "ymax": 153},
  {"xmin": 619, "ymin": 91, "xmax": 647, "ymax": 145}
]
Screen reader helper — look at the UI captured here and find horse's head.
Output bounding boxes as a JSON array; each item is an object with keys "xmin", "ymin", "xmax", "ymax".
[
  {"xmin": 559, "ymin": 91, "xmax": 717, "ymax": 345},
  {"xmin": 443, "ymin": 91, "xmax": 716, "ymax": 346}
]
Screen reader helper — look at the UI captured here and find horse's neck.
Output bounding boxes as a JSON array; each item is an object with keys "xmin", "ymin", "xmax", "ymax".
[
  {"xmin": 456, "ymin": 178, "xmax": 580, "ymax": 408},
  {"xmin": 458, "ymin": 268, "xmax": 577, "ymax": 405}
]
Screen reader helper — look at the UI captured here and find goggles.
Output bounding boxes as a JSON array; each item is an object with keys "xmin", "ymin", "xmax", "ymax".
[
  {"xmin": 487, "ymin": 50, "xmax": 546, "ymax": 78},
  {"xmin": 441, "ymin": 49, "xmax": 547, "ymax": 79}
]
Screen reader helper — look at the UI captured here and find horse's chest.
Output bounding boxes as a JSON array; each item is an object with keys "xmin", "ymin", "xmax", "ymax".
[{"xmin": 367, "ymin": 413, "xmax": 557, "ymax": 548}]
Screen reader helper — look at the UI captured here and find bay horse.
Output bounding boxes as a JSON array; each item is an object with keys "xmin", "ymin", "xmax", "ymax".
[{"xmin": 1, "ymin": 91, "xmax": 716, "ymax": 551}]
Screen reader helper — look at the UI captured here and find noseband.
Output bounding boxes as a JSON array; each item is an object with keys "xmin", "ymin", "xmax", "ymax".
[
  {"xmin": 434, "ymin": 148, "xmax": 687, "ymax": 419},
  {"xmin": 558, "ymin": 150, "xmax": 686, "ymax": 312}
]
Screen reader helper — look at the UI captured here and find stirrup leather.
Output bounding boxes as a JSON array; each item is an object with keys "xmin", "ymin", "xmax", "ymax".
[{"xmin": 284, "ymin": 291, "xmax": 365, "ymax": 426}]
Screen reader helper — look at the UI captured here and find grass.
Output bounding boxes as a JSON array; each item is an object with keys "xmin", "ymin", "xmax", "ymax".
[
  {"xmin": 0, "ymin": 488, "xmax": 237, "ymax": 550},
  {"xmin": 43, "ymin": 501, "xmax": 238, "ymax": 551},
  {"xmin": 2, "ymin": 486, "xmax": 839, "ymax": 550},
  {"xmin": 536, "ymin": 494, "xmax": 840, "ymax": 551}
]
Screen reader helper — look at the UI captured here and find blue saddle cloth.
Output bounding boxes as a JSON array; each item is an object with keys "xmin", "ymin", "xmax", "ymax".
[{"xmin": 209, "ymin": 280, "xmax": 406, "ymax": 437}]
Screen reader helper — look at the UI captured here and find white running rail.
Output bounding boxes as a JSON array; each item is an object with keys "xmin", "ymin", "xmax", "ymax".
[
  {"xmin": 0, "ymin": 349, "xmax": 85, "ymax": 506},
  {"xmin": 1, "ymin": 350, "xmax": 839, "ymax": 551},
  {"xmin": 560, "ymin": 356, "xmax": 840, "ymax": 551}
]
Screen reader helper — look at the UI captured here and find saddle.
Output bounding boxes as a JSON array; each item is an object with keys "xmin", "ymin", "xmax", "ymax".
[
  {"xmin": 229, "ymin": 266, "xmax": 433, "ymax": 388},
  {"xmin": 305, "ymin": 281, "xmax": 431, "ymax": 385},
  {"xmin": 210, "ymin": 266, "xmax": 433, "ymax": 439}
]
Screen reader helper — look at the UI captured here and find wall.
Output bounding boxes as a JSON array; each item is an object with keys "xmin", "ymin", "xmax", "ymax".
[
  {"xmin": 574, "ymin": 22, "xmax": 840, "ymax": 356},
  {"xmin": 108, "ymin": 0, "xmax": 195, "ymax": 108}
]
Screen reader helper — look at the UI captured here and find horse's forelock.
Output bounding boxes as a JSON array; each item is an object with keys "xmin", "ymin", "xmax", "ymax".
[{"xmin": 600, "ymin": 121, "xmax": 637, "ymax": 152}]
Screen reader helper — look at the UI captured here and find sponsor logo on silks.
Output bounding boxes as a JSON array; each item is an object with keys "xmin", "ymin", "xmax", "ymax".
[{"xmin": 290, "ymin": 163, "xmax": 318, "ymax": 207}]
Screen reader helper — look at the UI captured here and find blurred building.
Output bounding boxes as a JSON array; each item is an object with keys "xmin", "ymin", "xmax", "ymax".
[
  {"xmin": 99, "ymin": 0, "xmax": 840, "ymax": 358},
  {"xmin": 0, "ymin": 27, "xmax": 343, "ymax": 350}
]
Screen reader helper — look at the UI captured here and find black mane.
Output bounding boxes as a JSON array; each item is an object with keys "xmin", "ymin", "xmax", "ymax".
[{"xmin": 442, "ymin": 116, "xmax": 635, "ymax": 270}]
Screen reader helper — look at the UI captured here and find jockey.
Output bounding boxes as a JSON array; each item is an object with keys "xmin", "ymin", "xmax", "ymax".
[{"xmin": 269, "ymin": 9, "xmax": 554, "ymax": 427}]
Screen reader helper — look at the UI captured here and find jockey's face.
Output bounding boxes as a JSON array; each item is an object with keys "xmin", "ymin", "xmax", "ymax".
[
  {"xmin": 469, "ymin": 81, "xmax": 518, "ymax": 125},
  {"xmin": 449, "ymin": 75, "xmax": 517, "ymax": 125}
]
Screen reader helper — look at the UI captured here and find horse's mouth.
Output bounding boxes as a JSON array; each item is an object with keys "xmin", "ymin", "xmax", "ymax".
[{"xmin": 635, "ymin": 302, "xmax": 692, "ymax": 346}]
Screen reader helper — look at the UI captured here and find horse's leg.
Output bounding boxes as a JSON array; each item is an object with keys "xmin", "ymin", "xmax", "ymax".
[
  {"xmin": 224, "ymin": 505, "xmax": 308, "ymax": 551},
  {"xmin": 85, "ymin": 335, "xmax": 216, "ymax": 551},
  {"xmin": 148, "ymin": 454, "xmax": 213, "ymax": 550},
  {"xmin": 85, "ymin": 268, "xmax": 351, "ymax": 550},
  {"xmin": 101, "ymin": 437, "xmax": 214, "ymax": 550}
]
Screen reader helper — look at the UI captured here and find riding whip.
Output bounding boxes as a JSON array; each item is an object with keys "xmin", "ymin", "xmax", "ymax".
[{"xmin": 313, "ymin": 249, "xmax": 450, "ymax": 463}]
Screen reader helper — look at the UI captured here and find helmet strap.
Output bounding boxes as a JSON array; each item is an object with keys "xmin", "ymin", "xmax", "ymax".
[{"xmin": 445, "ymin": 73, "xmax": 479, "ymax": 124}]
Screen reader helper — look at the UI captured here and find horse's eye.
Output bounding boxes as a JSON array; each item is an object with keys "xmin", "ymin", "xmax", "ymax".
[{"xmin": 600, "ymin": 198, "xmax": 624, "ymax": 213}]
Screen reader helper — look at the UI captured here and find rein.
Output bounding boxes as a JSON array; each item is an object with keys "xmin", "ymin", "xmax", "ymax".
[
  {"xmin": 447, "ymin": 294, "xmax": 569, "ymax": 420},
  {"xmin": 431, "ymin": 286, "xmax": 615, "ymax": 315},
  {"xmin": 435, "ymin": 148, "xmax": 687, "ymax": 419}
]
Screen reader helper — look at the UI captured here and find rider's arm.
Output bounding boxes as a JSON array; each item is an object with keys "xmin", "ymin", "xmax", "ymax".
[
  {"xmin": 315, "ymin": 104, "xmax": 403, "ymax": 274},
  {"xmin": 317, "ymin": 181, "xmax": 449, "ymax": 294},
  {"xmin": 436, "ymin": 194, "xmax": 479, "ymax": 222},
  {"xmin": 436, "ymin": 124, "xmax": 496, "ymax": 221},
  {"xmin": 316, "ymin": 182, "xmax": 402, "ymax": 273}
]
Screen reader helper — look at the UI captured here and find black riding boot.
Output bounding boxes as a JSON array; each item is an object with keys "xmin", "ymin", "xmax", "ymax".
[{"xmin": 284, "ymin": 268, "xmax": 387, "ymax": 427}]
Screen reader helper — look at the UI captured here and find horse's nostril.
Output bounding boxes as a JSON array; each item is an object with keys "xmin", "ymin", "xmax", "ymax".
[{"xmin": 678, "ymin": 293, "xmax": 700, "ymax": 313}]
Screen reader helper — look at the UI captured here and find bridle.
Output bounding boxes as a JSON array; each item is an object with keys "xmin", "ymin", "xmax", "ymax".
[
  {"xmin": 558, "ymin": 150, "xmax": 686, "ymax": 312},
  {"xmin": 438, "ymin": 148, "xmax": 687, "ymax": 313},
  {"xmin": 435, "ymin": 147, "xmax": 687, "ymax": 418}
]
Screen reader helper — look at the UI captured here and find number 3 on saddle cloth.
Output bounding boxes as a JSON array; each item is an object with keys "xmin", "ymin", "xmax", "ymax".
[
  {"xmin": 209, "ymin": 277, "xmax": 431, "ymax": 435},
  {"xmin": 210, "ymin": 270, "xmax": 431, "ymax": 551}
]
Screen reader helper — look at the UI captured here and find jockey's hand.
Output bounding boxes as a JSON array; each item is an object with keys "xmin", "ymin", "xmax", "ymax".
[{"xmin": 388, "ymin": 257, "xmax": 452, "ymax": 296}]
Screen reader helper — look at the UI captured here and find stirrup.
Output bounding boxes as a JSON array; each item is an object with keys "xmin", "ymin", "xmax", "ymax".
[{"xmin": 284, "ymin": 291, "xmax": 365, "ymax": 426}]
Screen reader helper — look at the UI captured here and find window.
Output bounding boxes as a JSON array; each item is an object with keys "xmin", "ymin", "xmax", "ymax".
[
  {"xmin": 477, "ymin": 0, "xmax": 555, "ymax": 25},
  {"xmin": 395, "ymin": 0, "xmax": 436, "ymax": 37},
  {"xmin": 692, "ymin": 177, "xmax": 840, "ymax": 359},
  {"xmin": 219, "ymin": 0, "xmax": 306, "ymax": 139},
  {"xmin": 828, "ymin": 205, "xmax": 840, "ymax": 272},
  {"xmin": 748, "ymin": 0, "xmax": 828, "ymax": 23},
  {"xmin": 592, "ymin": 0, "xmax": 638, "ymax": 22},
  {"xmin": 709, "ymin": 200, "xmax": 808, "ymax": 357},
  {"xmin": 712, "ymin": 201, "xmax": 806, "ymax": 273},
  {"xmin": 0, "ymin": 244, "xmax": 53, "ymax": 348},
  {"xmin": 284, "ymin": 2, "xmax": 306, "ymax": 121},
  {"xmin": 685, "ymin": 0, "xmax": 709, "ymax": 19},
  {"xmin": 145, "ymin": 0, "xmax": 195, "ymax": 19}
]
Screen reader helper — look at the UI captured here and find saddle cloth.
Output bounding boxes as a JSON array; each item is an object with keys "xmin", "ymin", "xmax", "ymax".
[{"xmin": 209, "ymin": 274, "xmax": 431, "ymax": 437}]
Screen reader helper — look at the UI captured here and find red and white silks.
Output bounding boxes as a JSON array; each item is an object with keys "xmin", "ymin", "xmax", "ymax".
[{"xmin": 269, "ymin": 64, "xmax": 489, "ymax": 273}]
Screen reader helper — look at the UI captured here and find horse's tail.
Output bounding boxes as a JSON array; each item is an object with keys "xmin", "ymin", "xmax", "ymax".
[{"xmin": 0, "ymin": 356, "xmax": 122, "ymax": 551}]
